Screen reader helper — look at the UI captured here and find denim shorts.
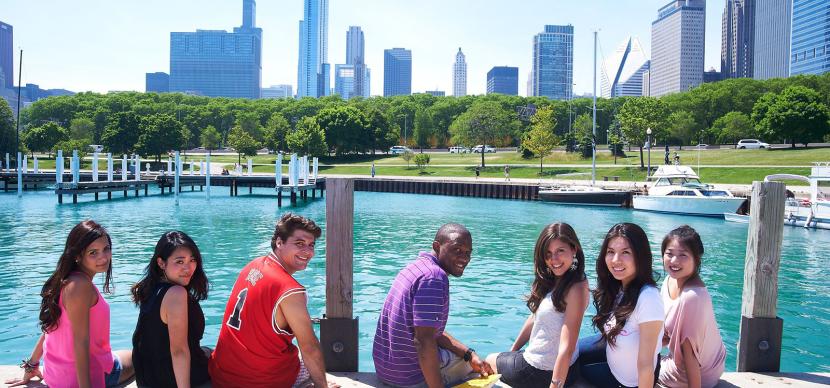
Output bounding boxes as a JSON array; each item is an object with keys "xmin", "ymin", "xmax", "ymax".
[
  {"xmin": 104, "ymin": 352, "xmax": 123, "ymax": 388},
  {"xmin": 495, "ymin": 350, "xmax": 578, "ymax": 388}
]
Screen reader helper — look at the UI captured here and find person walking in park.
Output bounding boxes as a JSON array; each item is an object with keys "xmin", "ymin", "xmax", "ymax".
[
  {"xmin": 373, "ymin": 223, "xmax": 493, "ymax": 388},
  {"xmin": 371, "ymin": 162, "xmax": 376, "ymax": 178},
  {"xmin": 209, "ymin": 213, "xmax": 338, "ymax": 388},
  {"xmin": 504, "ymin": 165, "xmax": 511, "ymax": 181},
  {"xmin": 475, "ymin": 165, "xmax": 481, "ymax": 179}
]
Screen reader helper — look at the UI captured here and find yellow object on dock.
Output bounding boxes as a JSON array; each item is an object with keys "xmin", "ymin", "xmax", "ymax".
[{"xmin": 452, "ymin": 374, "xmax": 502, "ymax": 388}]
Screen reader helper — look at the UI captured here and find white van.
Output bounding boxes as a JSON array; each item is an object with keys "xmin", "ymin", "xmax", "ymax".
[{"xmin": 89, "ymin": 144, "xmax": 104, "ymax": 153}]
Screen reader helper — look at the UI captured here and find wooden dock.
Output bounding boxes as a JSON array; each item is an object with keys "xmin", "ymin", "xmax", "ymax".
[{"xmin": 55, "ymin": 180, "xmax": 153, "ymax": 204}]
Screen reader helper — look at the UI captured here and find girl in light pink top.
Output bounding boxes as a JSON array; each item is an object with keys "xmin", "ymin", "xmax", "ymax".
[
  {"xmin": 5, "ymin": 220, "xmax": 134, "ymax": 388},
  {"xmin": 658, "ymin": 225, "xmax": 726, "ymax": 388}
]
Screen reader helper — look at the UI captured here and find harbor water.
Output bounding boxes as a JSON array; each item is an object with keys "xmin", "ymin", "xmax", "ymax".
[{"xmin": 0, "ymin": 189, "xmax": 828, "ymax": 372}]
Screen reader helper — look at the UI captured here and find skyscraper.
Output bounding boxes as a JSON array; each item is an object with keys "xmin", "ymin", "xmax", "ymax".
[
  {"xmin": 600, "ymin": 36, "xmax": 650, "ymax": 97},
  {"xmin": 486, "ymin": 66, "xmax": 519, "ymax": 95},
  {"xmin": 453, "ymin": 48, "xmax": 467, "ymax": 97},
  {"xmin": 262, "ymin": 84, "xmax": 293, "ymax": 99},
  {"xmin": 790, "ymin": 0, "xmax": 830, "ymax": 76},
  {"xmin": 169, "ymin": 0, "xmax": 262, "ymax": 99},
  {"xmin": 721, "ymin": 0, "xmax": 755, "ymax": 79},
  {"xmin": 341, "ymin": 26, "xmax": 370, "ymax": 98},
  {"xmin": 531, "ymin": 25, "xmax": 573, "ymax": 100},
  {"xmin": 297, "ymin": 0, "xmax": 330, "ymax": 98},
  {"xmin": 145, "ymin": 72, "xmax": 170, "ymax": 93},
  {"xmin": 384, "ymin": 48, "xmax": 412, "ymax": 96},
  {"xmin": 650, "ymin": 0, "xmax": 706, "ymax": 97},
  {"xmin": 753, "ymin": 0, "xmax": 791, "ymax": 79},
  {"xmin": 0, "ymin": 21, "xmax": 12, "ymax": 90}
]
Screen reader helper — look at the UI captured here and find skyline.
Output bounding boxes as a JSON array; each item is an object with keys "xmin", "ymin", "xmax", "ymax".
[{"xmin": 5, "ymin": 0, "xmax": 725, "ymax": 97}]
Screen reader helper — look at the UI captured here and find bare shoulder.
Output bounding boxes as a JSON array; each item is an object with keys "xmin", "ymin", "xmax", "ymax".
[
  {"xmin": 62, "ymin": 274, "xmax": 95, "ymax": 299},
  {"xmin": 163, "ymin": 284, "xmax": 189, "ymax": 306}
]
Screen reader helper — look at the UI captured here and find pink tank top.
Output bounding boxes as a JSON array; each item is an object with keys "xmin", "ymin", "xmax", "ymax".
[{"xmin": 42, "ymin": 277, "xmax": 114, "ymax": 388}]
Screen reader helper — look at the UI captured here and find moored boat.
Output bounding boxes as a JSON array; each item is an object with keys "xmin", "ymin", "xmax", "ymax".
[
  {"xmin": 538, "ymin": 185, "xmax": 631, "ymax": 207},
  {"xmin": 765, "ymin": 163, "xmax": 830, "ymax": 230},
  {"xmin": 633, "ymin": 165, "xmax": 745, "ymax": 217}
]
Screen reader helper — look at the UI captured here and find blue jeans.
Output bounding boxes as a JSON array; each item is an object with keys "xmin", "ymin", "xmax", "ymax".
[
  {"xmin": 576, "ymin": 334, "xmax": 660, "ymax": 388},
  {"xmin": 104, "ymin": 352, "xmax": 123, "ymax": 388}
]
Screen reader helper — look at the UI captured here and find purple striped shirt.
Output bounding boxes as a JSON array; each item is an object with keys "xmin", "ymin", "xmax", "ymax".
[{"xmin": 373, "ymin": 252, "xmax": 450, "ymax": 386}]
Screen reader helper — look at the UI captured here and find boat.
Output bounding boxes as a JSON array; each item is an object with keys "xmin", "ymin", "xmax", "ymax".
[
  {"xmin": 632, "ymin": 165, "xmax": 746, "ymax": 217},
  {"xmin": 538, "ymin": 185, "xmax": 631, "ymax": 207},
  {"xmin": 764, "ymin": 162, "xmax": 830, "ymax": 230},
  {"xmin": 724, "ymin": 212, "xmax": 750, "ymax": 223}
]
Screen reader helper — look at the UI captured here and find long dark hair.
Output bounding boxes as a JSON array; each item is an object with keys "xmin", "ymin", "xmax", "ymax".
[
  {"xmin": 527, "ymin": 223, "xmax": 586, "ymax": 313},
  {"xmin": 661, "ymin": 225, "xmax": 704, "ymax": 283},
  {"xmin": 591, "ymin": 223, "xmax": 657, "ymax": 346},
  {"xmin": 39, "ymin": 220, "xmax": 113, "ymax": 333},
  {"xmin": 131, "ymin": 231, "xmax": 209, "ymax": 306}
]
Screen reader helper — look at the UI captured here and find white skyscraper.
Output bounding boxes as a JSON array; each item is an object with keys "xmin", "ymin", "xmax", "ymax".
[
  {"xmin": 600, "ymin": 37, "xmax": 650, "ymax": 98},
  {"xmin": 650, "ymin": 0, "xmax": 706, "ymax": 97},
  {"xmin": 453, "ymin": 48, "xmax": 467, "ymax": 97},
  {"xmin": 297, "ymin": 0, "xmax": 329, "ymax": 98}
]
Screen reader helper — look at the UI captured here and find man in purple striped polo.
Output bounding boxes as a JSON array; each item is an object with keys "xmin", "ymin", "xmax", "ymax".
[{"xmin": 373, "ymin": 224, "xmax": 493, "ymax": 388}]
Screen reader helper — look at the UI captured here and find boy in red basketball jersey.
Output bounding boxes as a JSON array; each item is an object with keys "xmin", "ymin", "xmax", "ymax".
[{"xmin": 209, "ymin": 213, "xmax": 338, "ymax": 388}]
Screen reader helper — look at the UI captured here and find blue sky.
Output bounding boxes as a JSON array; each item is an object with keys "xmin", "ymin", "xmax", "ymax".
[{"xmin": 4, "ymin": 0, "xmax": 724, "ymax": 97}]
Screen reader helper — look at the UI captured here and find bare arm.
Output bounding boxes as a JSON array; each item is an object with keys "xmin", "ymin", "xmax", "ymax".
[
  {"xmin": 510, "ymin": 314, "xmax": 534, "ymax": 352},
  {"xmin": 161, "ymin": 285, "xmax": 191, "ymax": 388},
  {"xmin": 5, "ymin": 335, "xmax": 45, "ymax": 386},
  {"xmin": 414, "ymin": 326, "xmax": 444, "ymax": 388},
  {"xmin": 637, "ymin": 321, "xmax": 663, "ymax": 388},
  {"xmin": 436, "ymin": 331, "xmax": 493, "ymax": 377},
  {"xmin": 551, "ymin": 281, "xmax": 589, "ymax": 387},
  {"xmin": 681, "ymin": 338, "xmax": 702, "ymax": 388},
  {"xmin": 65, "ymin": 276, "xmax": 95, "ymax": 388},
  {"xmin": 280, "ymin": 293, "xmax": 337, "ymax": 388}
]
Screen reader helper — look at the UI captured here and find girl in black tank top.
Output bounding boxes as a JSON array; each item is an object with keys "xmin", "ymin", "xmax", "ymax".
[{"xmin": 131, "ymin": 231, "xmax": 211, "ymax": 387}]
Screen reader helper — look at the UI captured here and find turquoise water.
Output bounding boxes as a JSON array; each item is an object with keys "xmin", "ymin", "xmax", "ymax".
[{"xmin": 1, "ymin": 189, "xmax": 829, "ymax": 373}]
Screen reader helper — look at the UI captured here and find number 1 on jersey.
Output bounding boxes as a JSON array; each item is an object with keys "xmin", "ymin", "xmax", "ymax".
[{"xmin": 227, "ymin": 288, "xmax": 248, "ymax": 330}]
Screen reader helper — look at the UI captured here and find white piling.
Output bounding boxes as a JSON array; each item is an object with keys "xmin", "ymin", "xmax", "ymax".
[
  {"xmin": 174, "ymin": 151, "xmax": 180, "ymax": 206},
  {"xmin": 23, "ymin": 155, "xmax": 28, "ymax": 173},
  {"xmin": 247, "ymin": 158, "xmax": 253, "ymax": 176},
  {"xmin": 34, "ymin": 156, "xmax": 39, "ymax": 174},
  {"xmin": 72, "ymin": 150, "xmax": 80, "ymax": 184},
  {"xmin": 17, "ymin": 152, "xmax": 22, "ymax": 196},
  {"xmin": 200, "ymin": 161, "xmax": 204, "ymax": 176},
  {"xmin": 276, "ymin": 153, "xmax": 283, "ymax": 190},
  {"xmin": 134, "ymin": 155, "xmax": 140, "ymax": 181},
  {"xmin": 106, "ymin": 153, "xmax": 113, "ymax": 182},
  {"xmin": 92, "ymin": 152, "xmax": 99, "ymax": 182},
  {"xmin": 121, "ymin": 155, "xmax": 128, "ymax": 181},
  {"xmin": 205, "ymin": 153, "xmax": 211, "ymax": 198},
  {"xmin": 4, "ymin": 153, "xmax": 8, "ymax": 172},
  {"xmin": 313, "ymin": 157, "xmax": 319, "ymax": 181},
  {"xmin": 291, "ymin": 154, "xmax": 299, "ymax": 189},
  {"xmin": 190, "ymin": 161, "xmax": 194, "ymax": 176},
  {"xmin": 56, "ymin": 150, "xmax": 64, "ymax": 184},
  {"xmin": 166, "ymin": 158, "xmax": 172, "ymax": 176}
]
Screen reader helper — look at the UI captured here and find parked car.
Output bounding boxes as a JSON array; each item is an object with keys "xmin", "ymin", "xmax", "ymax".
[
  {"xmin": 695, "ymin": 144, "xmax": 709, "ymax": 149},
  {"xmin": 449, "ymin": 146, "xmax": 470, "ymax": 153},
  {"xmin": 471, "ymin": 145, "xmax": 496, "ymax": 153},
  {"xmin": 736, "ymin": 139, "xmax": 770, "ymax": 149},
  {"xmin": 89, "ymin": 144, "xmax": 104, "ymax": 153},
  {"xmin": 389, "ymin": 145, "xmax": 412, "ymax": 155}
]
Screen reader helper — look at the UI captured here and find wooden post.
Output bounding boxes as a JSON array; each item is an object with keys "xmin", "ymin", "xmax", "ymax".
[
  {"xmin": 737, "ymin": 181, "xmax": 786, "ymax": 372},
  {"xmin": 321, "ymin": 178, "xmax": 358, "ymax": 372}
]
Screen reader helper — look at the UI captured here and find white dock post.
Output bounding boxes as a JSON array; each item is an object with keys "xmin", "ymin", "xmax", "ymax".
[
  {"xmin": 313, "ymin": 157, "xmax": 319, "ymax": 181},
  {"xmin": 134, "ymin": 155, "xmax": 140, "ymax": 181},
  {"xmin": 174, "ymin": 151, "xmax": 180, "ymax": 206},
  {"xmin": 166, "ymin": 158, "xmax": 172, "ymax": 176},
  {"xmin": 56, "ymin": 150, "xmax": 64, "ymax": 184},
  {"xmin": 292, "ymin": 154, "xmax": 299, "ymax": 189},
  {"xmin": 247, "ymin": 158, "xmax": 253, "ymax": 176},
  {"xmin": 200, "ymin": 160, "xmax": 205, "ymax": 176},
  {"xmin": 106, "ymin": 153, "xmax": 113, "ymax": 182},
  {"xmin": 4, "ymin": 153, "xmax": 8, "ymax": 172},
  {"xmin": 16, "ymin": 152, "xmax": 22, "ymax": 196},
  {"xmin": 23, "ymin": 155, "xmax": 28, "ymax": 173},
  {"xmin": 92, "ymin": 152, "xmax": 99, "ymax": 182},
  {"xmin": 33, "ymin": 157, "xmax": 39, "ymax": 174},
  {"xmin": 121, "ymin": 155, "xmax": 128, "ymax": 181},
  {"xmin": 205, "ymin": 153, "xmax": 211, "ymax": 198},
  {"xmin": 276, "ymin": 153, "xmax": 283, "ymax": 190},
  {"xmin": 72, "ymin": 150, "xmax": 80, "ymax": 184},
  {"xmin": 189, "ymin": 161, "xmax": 194, "ymax": 176}
]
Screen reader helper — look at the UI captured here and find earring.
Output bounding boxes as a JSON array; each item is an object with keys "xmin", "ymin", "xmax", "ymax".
[{"xmin": 570, "ymin": 257, "xmax": 578, "ymax": 271}]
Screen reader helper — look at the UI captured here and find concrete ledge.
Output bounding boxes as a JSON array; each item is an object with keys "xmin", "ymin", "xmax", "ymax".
[{"xmin": 1, "ymin": 367, "xmax": 828, "ymax": 387}]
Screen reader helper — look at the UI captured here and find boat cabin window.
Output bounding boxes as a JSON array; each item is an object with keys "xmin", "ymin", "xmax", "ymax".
[
  {"xmin": 655, "ymin": 178, "xmax": 671, "ymax": 186},
  {"xmin": 700, "ymin": 190, "xmax": 729, "ymax": 197},
  {"xmin": 654, "ymin": 177, "xmax": 701, "ymax": 186},
  {"xmin": 667, "ymin": 190, "xmax": 697, "ymax": 196}
]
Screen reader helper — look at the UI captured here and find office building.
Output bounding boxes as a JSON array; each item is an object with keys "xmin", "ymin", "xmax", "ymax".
[
  {"xmin": 721, "ymin": 0, "xmax": 755, "ymax": 79},
  {"xmin": 753, "ymin": 0, "xmax": 791, "ymax": 79},
  {"xmin": 0, "ymin": 21, "xmax": 11, "ymax": 90},
  {"xmin": 453, "ymin": 48, "xmax": 467, "ymax": 96},
  {"xmin": 262, "ymin": 84, "xmax": 293, "ymax": 98},
  {"xmin": 531, "ymin": 25, "xmax": 573, "ymax": 100},
  {"xmin": 486, "ymin": 66, "xmax": 519, "ymax": 95},
  {"xmin": 297, "ymin": 0, "xmax": 330, "ymax": 97},
  {"xmin": 336, "ymin": 26, "xmax": 370, "ymax": 98},
  {"xmin": 650, "ymin": 0, "xmax": 706, "ymax": 97},
  {"xmin": 790, "ymin": 0, "xmax": 830, "ymax": 76},
  {"xmin": 425, "ymin": 90, "xmax": 445, "ymax": 97},
  {"xmin": 600, "ymin": 36, "xmax": 650, "ymax": 97},
  {"xmin": 145, "ymin": 72, "xmax": 169, "ymax": 93},
  {"xmin": 384, "ymin": 48, "xmax": 412, "ymax": 96}
]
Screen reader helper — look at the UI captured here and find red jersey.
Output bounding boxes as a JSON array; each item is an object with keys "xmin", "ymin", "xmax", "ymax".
[{"xmin": 209, "ymin": 253, "xmax": 306, "ymax": 388}]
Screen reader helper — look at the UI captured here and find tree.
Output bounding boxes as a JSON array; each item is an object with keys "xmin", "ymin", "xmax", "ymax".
[
  {"xmin": 710, "ymin": 111, "xmax": 755, "ymax": 144},
  {"xmin": 616, "ymin": 97, "xmax": 669, "ymax": 168},
  {"xmin": 413, "ymin": 153, "xmax": 430, "ymax": 171},
  {"xmin": 573, "ymin": 113, "xmax": 594, "ymax": 158},
  {"xmin": 413, "ymin": 109, "xmax": 433, "ymax": 152},
  {"xmin": 53, "ymin": 139, "xmax": 90, "ymax": 161},
  {"xmin": 135, "ymin": 114, "xmax": 185, "ymax": 161},
  {"xmin": 23, "ymin": 122, "xmax": 68, "ymax": 157},
  {"xmin": 227, "ymin": 126, "xmax": 260, "ymax": 163},
  {"xmin": 200, "ymin": 125, "xmax": 221, "ymax": 152},
  {"xmin": 364, "ymin": 108, "xmax": 397, "ymax": 155},
  {"xmin": 666, "ymin": 111, "xmax": 697, "ymax": 148},
  {"xmin": 522, "ymin": 106, "xmax": 560, "ymax": 173},
  {"xmin": 315, "ymin": 106, "xmax": 370, "ymax": 155},
  {"xmin": 753, "ymin": 86, "xmax": 830, "ymax": 147},
  {"xmin": 68, "ymin": 117, "xmax": 95, "ymax": 143},
  {"xmin": 0, "ymin": 98, "xmax": 17, "ymax": 158},
  {"xmin": 286, "ymin": 117, "xmax": 328, "ymax": 156},
  {"xmin": 449, "ymin": 101, "xmax": 518, "ymax": 167},
  {"xmin": 401, "ymin": 150, "xmax": 414, "ymax": 168},
  {"xmin": 263, "ymin": 113, "xmax": 291, "ymax": 152},
  {"xmin": 101, "ymin": 111, "xmax": 140, "ymax": 155}
]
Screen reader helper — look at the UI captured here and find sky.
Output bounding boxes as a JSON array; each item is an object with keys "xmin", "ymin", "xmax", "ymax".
[{"xmin": 4, "ymin": 0, "xmax": 725, "ymax": 97}]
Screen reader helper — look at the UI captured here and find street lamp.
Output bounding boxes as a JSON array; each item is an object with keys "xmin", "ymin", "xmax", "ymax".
[{"xmin": 646, "ymin": 127, "xmax": 653, "ymax": 176}]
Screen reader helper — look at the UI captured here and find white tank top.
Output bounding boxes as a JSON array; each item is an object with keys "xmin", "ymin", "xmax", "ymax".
[{"xmin": 523, "ymin": 291, "xmax": 579, "ymax": 370}]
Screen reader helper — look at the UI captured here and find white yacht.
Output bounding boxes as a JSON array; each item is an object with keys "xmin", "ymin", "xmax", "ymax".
[
  {"xmin": 633, "ymin": 165, "xmax": 745, "ymax": 217},
  {"xmin": 764, "ymin": 162, "xmax": 830, "ymax": 230}
]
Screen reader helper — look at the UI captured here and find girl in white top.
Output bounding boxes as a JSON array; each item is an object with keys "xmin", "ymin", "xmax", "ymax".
[
  {"xmin": 485, "ymin": 223, "xmax": 590, "ymax": 388},
  {"xmin": 577, "ymin": 223, "xmax": 665, "ymax": 388},
  {"xmin": 658, "ymin": 225, "xmax": 725, "ymax": 388}
]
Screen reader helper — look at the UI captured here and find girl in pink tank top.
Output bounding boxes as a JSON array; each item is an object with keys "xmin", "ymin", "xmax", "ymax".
[{"xmin": 5, "ymin": 220, "xmax": 135, "ymax": 388}]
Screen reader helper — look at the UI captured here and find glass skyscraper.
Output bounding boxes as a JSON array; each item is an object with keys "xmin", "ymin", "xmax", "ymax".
[
  {"xmin": 532, "ymin": 25, "xmax": 573, "ymax": 100},
  {"xmin": 453, "ymin": 48, "xmax": 467, "ymax": 97},
  {"xmin": 600, "ymin": 37, "xmax": 650, "ymax": 97},
  {"xmin": 336, "ymin": 26, "xmax": 370, "ymax": 98},
  {"xmin": 650, "ymin": 0, "xmax": 706, "ymax": 97},
  {"xmin": 753, "ymin": 0, "xmax": 791, "ymax": 79},
  {"xmin": 486, "ymin": 66, "xmax": 519, "ymax": 95},
  {"xmin": 384, "ymin": 48, "xmax": 412, "ymax": 97},
  {"xmin": 145, "ymin": 72, "xmax": 170, "ymax": 93},
  {"xmin": 169, "ymin": 0, "xmax": 261, "ymax": 99},
  {"xmin": 297, "ymin": 0, "xmax": 330, "ymax": 98},
  {"xmin": 790, "ymin": 0, "xmax": 830, "ymax": 76},
  {"xmin": 0, "ymin": 21, "xmax": 12, "ymax": 90},
  {"xmin": 721, "ymin": 0, "xmax": 755, "ymax": 79}
]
